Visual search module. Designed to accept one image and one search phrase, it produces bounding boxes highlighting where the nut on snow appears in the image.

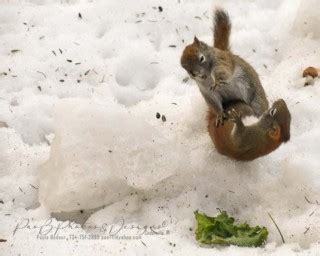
[302,67,318,78]
[303,67,319,86]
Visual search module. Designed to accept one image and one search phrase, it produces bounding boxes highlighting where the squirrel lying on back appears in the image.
[181,8,291,161]
[207,99,291,161]
[181,9,269,126]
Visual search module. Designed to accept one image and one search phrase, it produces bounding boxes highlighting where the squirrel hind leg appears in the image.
[228,109,244,128]
[215,111,229,128]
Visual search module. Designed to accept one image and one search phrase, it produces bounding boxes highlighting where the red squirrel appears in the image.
[181,9,268,127]
[207,99,291,161]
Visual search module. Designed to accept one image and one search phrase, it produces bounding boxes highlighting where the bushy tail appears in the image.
[213,8,231,51]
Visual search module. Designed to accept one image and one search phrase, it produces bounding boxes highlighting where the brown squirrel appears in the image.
[181,9,268,126]
[207,99,291,161]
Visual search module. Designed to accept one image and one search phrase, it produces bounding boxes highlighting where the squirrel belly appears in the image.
[197,63,262,114]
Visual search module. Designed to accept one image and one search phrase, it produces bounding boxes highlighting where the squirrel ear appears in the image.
[194,36,200,45]
[268,126,281,141]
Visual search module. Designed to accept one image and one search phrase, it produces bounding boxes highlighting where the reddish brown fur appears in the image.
[214,9,231,51]
[207,108,238,158]
[207,104,285,161]
[180,42,199,67]
[208,8,289,160]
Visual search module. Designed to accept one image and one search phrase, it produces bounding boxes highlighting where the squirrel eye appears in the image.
[269,108,277,117]
[199,55,205,64]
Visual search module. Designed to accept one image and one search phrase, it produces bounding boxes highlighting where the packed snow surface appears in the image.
[1,0,320,255]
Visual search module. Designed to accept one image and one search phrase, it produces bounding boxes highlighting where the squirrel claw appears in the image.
[228,108,242,124]
[216,111,228,128]
[215,117,221,127]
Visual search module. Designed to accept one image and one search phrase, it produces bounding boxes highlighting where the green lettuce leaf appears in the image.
[195,211,268,247]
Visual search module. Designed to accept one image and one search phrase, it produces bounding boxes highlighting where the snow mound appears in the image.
[39,98,184,212]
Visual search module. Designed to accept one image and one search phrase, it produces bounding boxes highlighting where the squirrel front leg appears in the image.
[211,67,231,88]
[206,86,226,127]
[210,68,232,127]
[205,94,226,127]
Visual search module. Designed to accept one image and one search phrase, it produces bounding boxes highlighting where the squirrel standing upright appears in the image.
[181,9,269,126]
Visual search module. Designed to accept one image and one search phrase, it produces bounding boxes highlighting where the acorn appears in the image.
[302,67,319,86]
[303,67,318,78]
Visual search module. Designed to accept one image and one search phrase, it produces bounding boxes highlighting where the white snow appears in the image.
[1,0,320,255]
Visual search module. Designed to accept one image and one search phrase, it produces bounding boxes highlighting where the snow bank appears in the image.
[0,128,48,209]
[39,98,185,212]
[1,0,320,255]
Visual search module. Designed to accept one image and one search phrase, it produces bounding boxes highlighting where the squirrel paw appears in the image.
[228,108,243,125]
[215,111,228,128]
